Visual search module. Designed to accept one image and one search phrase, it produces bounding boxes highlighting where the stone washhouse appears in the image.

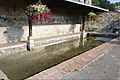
[0,0,108,52]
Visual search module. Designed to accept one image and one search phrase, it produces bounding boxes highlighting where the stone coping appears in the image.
[34,33,80,48]
[26,37,120,80]
[0,33,80,55]
[0,43,27,55]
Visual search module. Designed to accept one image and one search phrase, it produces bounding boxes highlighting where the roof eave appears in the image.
[65,0,109,12]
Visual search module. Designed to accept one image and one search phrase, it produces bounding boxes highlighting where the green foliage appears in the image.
[92,0,100,6]
[110,3,116,11]
[92,0,116,11]
[115,2,120,8]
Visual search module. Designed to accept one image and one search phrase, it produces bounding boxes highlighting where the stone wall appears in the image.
[0,4,120,44]
[85,12,119,32]
[0,24,81,43]
[0,43,27,55]
[0,7,27,26]
[0,5,81,26]
[0,33,80,54]
[0,4,82,44]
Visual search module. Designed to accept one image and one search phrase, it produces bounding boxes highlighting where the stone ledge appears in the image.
[0,43,27,55]
[34,34,80,48]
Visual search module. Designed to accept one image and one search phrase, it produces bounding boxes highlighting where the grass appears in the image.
[0,36,103,80]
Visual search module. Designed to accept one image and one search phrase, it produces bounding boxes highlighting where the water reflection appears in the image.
[0,36,105,79]
[45,36,103,55]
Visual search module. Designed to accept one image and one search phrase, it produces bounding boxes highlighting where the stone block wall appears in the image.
[0,24,80,43]
[0,4,119,44]
[0,26,26,43]
[85,12,119,32]
[32,24,80,38]
[0,6,28,26]
[0,5,81,44]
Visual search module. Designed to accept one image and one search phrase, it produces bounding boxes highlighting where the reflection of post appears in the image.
[27,19,34,50]
[80,16,86,46]
[81,30,86,46]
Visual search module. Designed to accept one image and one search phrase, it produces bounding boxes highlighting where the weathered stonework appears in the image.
[0,6,81,26]
[34,33,80,48]
[0,5,81,44]
[85,12,119,32]
[0,34,80,54]
[0,24,80,44]
[0,4,119,44]
[0,43,27,55]
[0,7,28,26]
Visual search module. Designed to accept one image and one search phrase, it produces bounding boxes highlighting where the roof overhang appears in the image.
[42,0,109,15]
[65,0,109,12]
[0,0,109,14]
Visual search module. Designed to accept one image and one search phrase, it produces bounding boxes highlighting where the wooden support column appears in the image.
[82,16,85,30]
[27,19,34,50]
[80,16,86,46]
[29,19,32,36]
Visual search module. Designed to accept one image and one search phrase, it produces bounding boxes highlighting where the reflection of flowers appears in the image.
[25,3,51,24]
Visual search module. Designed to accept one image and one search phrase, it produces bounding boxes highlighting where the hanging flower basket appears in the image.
[88,12,96,17]
[25,3,51,23]
[88,12,96,21]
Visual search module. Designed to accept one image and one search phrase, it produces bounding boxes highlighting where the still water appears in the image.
[0,36,105,79]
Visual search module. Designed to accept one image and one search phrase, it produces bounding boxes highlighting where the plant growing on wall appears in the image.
[25,0,51,36]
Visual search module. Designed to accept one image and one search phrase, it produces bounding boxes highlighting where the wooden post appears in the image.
[29,19,32,36]
[27,19,34,50]
[80,16,86,46]
[82,16,85,30]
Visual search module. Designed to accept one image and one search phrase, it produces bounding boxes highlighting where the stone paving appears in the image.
[26,37,120,79]
[63,42,120,80]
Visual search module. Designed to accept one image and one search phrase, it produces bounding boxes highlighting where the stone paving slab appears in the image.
[26,37,120,79]
[63,44,120,79]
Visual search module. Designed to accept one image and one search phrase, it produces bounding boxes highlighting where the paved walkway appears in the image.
[63,43,120,79]
[26,37,120,79]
